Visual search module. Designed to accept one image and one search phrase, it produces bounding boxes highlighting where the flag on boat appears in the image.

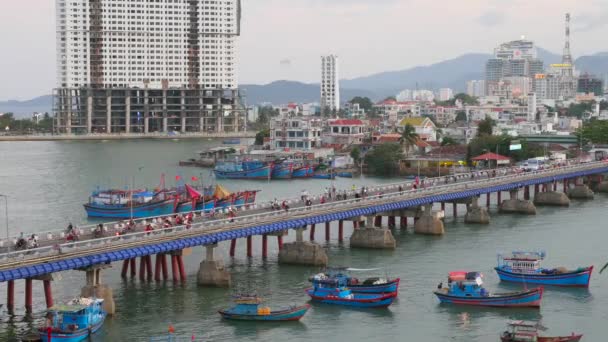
[213,184,231,199]
[175,175,181,181]
[191,176,199,182]
[185,184,202,200]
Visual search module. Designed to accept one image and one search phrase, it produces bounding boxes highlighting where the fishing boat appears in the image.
[38,297,106,342]
[271,162,294,179]
[84,190,176,219]
[312,171,336,180]
[337,171,353,178]
[434,271,543,308]
[292,165,314,178]
[218,295,310,321]
[214,160,272,180]
[222,138,241,144]
[500,321,583,342]
[179,146,238,168]
[495,251,593,287]
[310,268,400,294]
[306,274,397,308]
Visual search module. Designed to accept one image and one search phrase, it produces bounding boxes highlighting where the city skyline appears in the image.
[1,0,607,100]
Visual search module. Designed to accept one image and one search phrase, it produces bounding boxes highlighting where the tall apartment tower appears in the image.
[321,55,340,113]
[54,0,244,134]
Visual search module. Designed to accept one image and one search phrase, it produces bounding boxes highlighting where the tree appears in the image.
[578,120,608,144]
[349,96,373,112]
[364,143,403,176]
[477,116,495,137]
[441,137,458,146]
[455,111,467,122]
[435,93,478,107]
[350,146,361,165]
[382,96,397,102]
[399,124,419,156]
[254,128,269,145]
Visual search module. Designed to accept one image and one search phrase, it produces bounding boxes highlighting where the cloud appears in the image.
[573,11,608,32]
[280,59,292,66]
[476,10,506,27]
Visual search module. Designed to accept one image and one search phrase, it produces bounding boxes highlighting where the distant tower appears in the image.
[562,13,573,76]
[320,55,340,112]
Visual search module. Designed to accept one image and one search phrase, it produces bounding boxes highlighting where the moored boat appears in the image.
[495,251,593,287]
[312,172,336,179]
[292,165,313,178]
[214,160,272,179]
[84,193,176,219]
[218,295,310,321]
[39,297,106,342]
[310,268,400,294]
[500,320,583,342]
[337,171,353,178]
[434,271,543,308]
[306,274,397,308]
[271,162,294,179]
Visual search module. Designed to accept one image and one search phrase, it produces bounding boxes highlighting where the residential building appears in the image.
[438,88,454,101]
[54,0,244,134]
[396,89,413,101]
[485,39,544,93]
[577,75,604,96]
[503,76,532,98]
[343,102,366,118]
[527,93,537,122]
[323,119,366,146]
[321,55,340,112]
[373,100,422,132]
[412,90,435,102]
[269,116,323,150]
[396,117,438,142]
[466,80,486,98]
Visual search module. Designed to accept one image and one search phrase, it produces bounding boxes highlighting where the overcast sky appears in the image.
[0,0,607,100]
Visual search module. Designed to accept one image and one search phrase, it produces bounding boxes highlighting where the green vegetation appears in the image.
[455,110,467,122]
[0,112,54,133]
[254,128,270,145]
[578,119,608,144]
[349,96,373,112]
[435,93,479,106]
[382,96,397,102]
[364,143,403,176]
[253,106,279,130]
[467,134,545,163]
[566,102,594,118]
[350,146,361,165]
[477,116,495,137]
[399,124,419,156]
[440,137,458,146]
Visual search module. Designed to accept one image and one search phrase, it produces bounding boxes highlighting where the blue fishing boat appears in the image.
[222,138,241,144]
[271,162,294,179]
[214,160,272,179]
[218,295,310,321]
[84,191,176,219]
[310,268,400,294]
[337,172,353,178]
[312,172,336,180]
[495,251,593,287]
[434,271,543,308]
[38,298,106,342]
[306,274,397,308]
[292,165,312,178]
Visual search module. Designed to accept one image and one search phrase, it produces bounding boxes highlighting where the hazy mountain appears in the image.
[576,52,608,77]
[0,95,53,118]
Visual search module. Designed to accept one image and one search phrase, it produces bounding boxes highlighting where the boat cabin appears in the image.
[497,251,545,274]
[445,271,489,297]
[47,298,104,331]
[311,274,354,299]
[228,296,272,315]
[503,320,540,341]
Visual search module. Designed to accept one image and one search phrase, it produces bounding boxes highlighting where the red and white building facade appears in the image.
[322,119,366,147]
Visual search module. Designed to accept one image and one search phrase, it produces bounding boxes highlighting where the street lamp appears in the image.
[0,194,9,252]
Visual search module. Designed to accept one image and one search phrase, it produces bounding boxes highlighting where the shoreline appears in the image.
[0,132,255,142]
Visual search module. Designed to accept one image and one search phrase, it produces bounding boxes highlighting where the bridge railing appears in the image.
[0,160,604,265]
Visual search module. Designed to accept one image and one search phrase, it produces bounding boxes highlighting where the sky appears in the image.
[0,0,607,100]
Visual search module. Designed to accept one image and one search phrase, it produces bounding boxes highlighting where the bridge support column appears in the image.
[597,180,608,193]
[499,189,536,215]
[25,278,33,314]
[400,217,407,229]
[568,181,594,199]
[277,235,283,250]
[464,196,490,224]
[534,184,570,206]
[564,179,569,193]
[177,255,186,282]
[325,222,331,241]
[130,258,137,278]
[7,280,14,314]
[171,255,179,282]
[441,202,445,211]
[553,181,557,191]
[247,236,253,257]
[279,228,328,266]
[388,216,396,228]
[352,220,359,229]
[80,265,115,315]
[350,224,396,249]
[365,215,374,228]
[262,235,268,258]
[309,224,316,241]
[145,256,153,281]
[154,254,162,281]
[139,257,146,281]
[486,193,491,208]
[534,184,539,196]
[161,254,168,280]
[338,220,344,242]
[197,244,231,287]
[121,259,129,278]
[415,204,445,235]
[524,186,530,200]
[374,216,382,227]
[43,280,53,309]
[229,239,236,257]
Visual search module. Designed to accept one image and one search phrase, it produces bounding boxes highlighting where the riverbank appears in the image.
[0,131,255,142]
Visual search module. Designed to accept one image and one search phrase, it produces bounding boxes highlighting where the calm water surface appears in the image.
[0,140,606,341]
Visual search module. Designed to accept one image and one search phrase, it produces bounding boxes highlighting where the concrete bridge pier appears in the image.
[197,244,231,287]
[400,216,408,229]
[533,182,570,206]
[568,178,594,199]
[6,280,14,314]
[309,224,316,241]
[597,180,608,193]
[338,220,344,242]
[414,204,445,235]
[499,189,536,215]
[350,214,396,249]
[464,196,490,224]
[154,253,169,281]
[278,227,328,266]
[80,264,115,315]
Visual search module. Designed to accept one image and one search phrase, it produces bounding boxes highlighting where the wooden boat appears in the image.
[292,165,313,178]
[337,172,353,178]
[271,162,294,179]
[218,295,309,321]
[84,194,176,219]
[434,271,543,308]
[500,320,583,342]
[312,172,336,179]
[310,268,400,294]
[306,274,397,308]
[179,146,238,168]
[495,251,593,287]
[38,298,106,342]
[214,160,272,179]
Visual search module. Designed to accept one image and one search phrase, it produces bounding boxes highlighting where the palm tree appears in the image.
[399,124,419,157]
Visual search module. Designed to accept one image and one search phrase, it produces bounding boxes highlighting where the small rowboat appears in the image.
[218,295,309,321]
[496,251,593,287]
[500,320,583,342]
[434,271,543,308]
[306,274,397,308]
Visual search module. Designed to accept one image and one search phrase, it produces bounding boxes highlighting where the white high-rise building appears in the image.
[466,80,486,97]
[438,88,454,101]
[321,55,340,112]
[54,0,244,134]
[527,93,537,122]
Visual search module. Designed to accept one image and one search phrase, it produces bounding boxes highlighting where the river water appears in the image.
[0,140,606,341]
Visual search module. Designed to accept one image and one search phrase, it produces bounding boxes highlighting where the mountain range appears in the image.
[2,49,607,116]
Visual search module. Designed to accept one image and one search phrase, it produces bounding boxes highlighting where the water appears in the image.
[0,140,607,341]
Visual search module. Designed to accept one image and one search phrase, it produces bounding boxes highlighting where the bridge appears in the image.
[1,161,607,315]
